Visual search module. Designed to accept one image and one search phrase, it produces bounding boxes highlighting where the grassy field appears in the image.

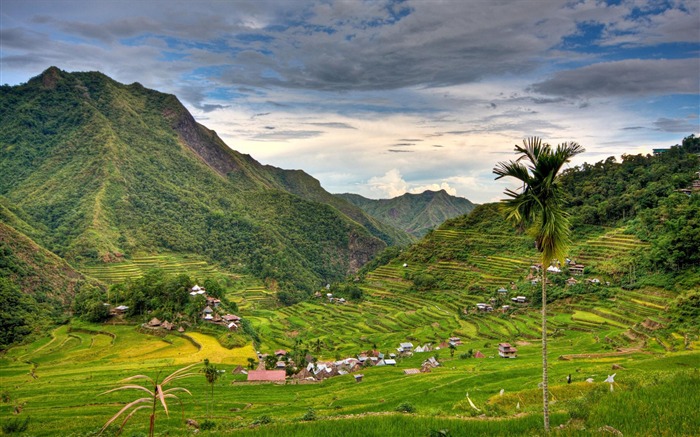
[1,316,698,436]
[3,223,697,435]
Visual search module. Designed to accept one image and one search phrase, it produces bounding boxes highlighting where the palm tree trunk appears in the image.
[541,268,550,432]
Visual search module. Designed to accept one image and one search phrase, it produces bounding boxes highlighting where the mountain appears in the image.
[360,135,700,297]
[336,189,476,237]
[0,67,411,299]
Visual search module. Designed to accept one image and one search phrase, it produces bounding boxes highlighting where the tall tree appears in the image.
[493,137,584,432]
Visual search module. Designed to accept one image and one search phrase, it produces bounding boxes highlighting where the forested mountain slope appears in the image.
[357,136,699,333]
[0,67,410,299]
[337,189,475,237]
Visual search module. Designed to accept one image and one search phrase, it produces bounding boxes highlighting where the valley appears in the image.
[0,70,698,436]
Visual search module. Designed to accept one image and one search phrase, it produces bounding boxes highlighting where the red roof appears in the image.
[247,370,286,382]
[474,350,485,358]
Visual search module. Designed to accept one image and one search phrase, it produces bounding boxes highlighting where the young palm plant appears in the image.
[493,137,584,432]
[201,358,221,419]
[98,363,198,436]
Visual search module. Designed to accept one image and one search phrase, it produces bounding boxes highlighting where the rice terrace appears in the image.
[1,1,700,435]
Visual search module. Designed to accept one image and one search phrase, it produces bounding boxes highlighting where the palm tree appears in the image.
[493,137,583,432]
[201,358,221,419]
[99,363,198,436]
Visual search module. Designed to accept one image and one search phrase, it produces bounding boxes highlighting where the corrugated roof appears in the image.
[247,370,286,382]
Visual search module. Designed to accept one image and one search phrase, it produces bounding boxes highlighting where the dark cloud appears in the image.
[653,117,699,133]
[530,59,700,98]
[199,103,228,112]
[387,149,414,153]
[252,129,323,141]
[306,122,356,129]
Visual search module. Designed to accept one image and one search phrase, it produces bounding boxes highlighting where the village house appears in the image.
[189,285,206,296]
[112,305,129,315]
[206,296,221,307]
[569,264,585,275]
[476,303,494,312]
[147,317,161,327]
[423,356,440,368]
[566,277,579,286]
[547,265,562,274]
[247,370,286,383]
[397,342,414,354]
[498,343,518,358]
[497,287,508,294]
[511,296,527,304]
[448,337,462,346]
[502,305,510,312]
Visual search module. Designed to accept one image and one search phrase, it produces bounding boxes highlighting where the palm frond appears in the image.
[161,363,199,385]
[120,375,154,384]
[99,385,154,397]
[118,405,151,435]
[163,387,192,396]
[98,397,151,435]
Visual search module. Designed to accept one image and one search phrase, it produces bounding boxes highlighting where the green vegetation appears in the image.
[337,189,475,238]
[99,363,198,436]
[0,67,699,435]
[494,137,584,431]
[0,67,409,303]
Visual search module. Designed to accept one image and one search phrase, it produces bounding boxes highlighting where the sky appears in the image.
[1,0,699,203]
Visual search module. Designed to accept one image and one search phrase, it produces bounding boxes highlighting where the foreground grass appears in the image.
[1,319,698,436]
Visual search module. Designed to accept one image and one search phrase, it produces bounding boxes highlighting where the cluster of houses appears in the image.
[312,290,348,304]
[242,335,520,384]
[194,285,242,330]
[140,284,242,332]
[475,293,527,314]
[246,341,445,383]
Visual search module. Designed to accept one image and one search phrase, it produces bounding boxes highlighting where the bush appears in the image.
[301,408,316,421]
[1,416,30,434]
[252,415,273,425]
[200,419,216,430]
[396,401,416,413]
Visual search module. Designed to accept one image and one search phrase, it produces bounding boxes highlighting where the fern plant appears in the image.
[98,363,198,436]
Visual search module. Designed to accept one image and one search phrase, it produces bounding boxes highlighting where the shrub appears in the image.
[252,415,273,425]
[396,402,416,413]
[301,408,317,421]
[1,416,30,434]
[200,419,216,431]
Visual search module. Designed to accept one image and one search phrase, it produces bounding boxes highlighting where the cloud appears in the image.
[306,122,356,129]
[531,59,700,98]
[653,116,699,133]
[367,169,408,198]
[409,182,457,196]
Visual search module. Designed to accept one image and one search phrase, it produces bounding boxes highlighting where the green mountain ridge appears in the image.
[336,189,476,237]
[0,67,410,299]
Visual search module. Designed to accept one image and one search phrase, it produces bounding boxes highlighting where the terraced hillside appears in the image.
[80,254,228,283]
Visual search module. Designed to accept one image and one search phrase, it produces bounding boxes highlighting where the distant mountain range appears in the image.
[336,190,476,237]
[0,67,412,299]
